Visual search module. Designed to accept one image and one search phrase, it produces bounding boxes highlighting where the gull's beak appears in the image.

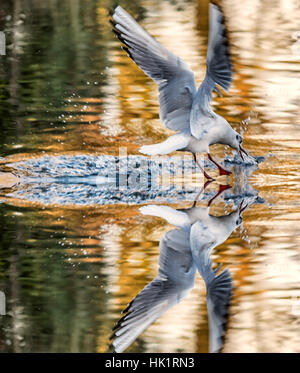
[239,199,248,214]
[239,145,248,160]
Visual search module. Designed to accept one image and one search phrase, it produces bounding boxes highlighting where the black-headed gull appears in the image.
[110,224,232,353]
[111,4,248,179]
[110,188,248,352]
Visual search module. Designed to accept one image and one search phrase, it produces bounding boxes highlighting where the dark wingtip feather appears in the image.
[122,46,134,59]
[110,299,135,339]
[112,309,133,333]
[109,331,116,341]
[108,342,116,352]
[112,28,132,50]
[110,20,133,51]
[109,3,120,16]
[112,28,120,37]
[122,300,133,314]
[109,19,116,27]
[112,322,121,332]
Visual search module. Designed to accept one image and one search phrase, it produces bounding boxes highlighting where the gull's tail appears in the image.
[139,131,190,156]
[139,143,168,156]
[139,205,191,228]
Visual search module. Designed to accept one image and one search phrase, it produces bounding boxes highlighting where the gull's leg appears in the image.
[207,153,231,176]
[192,179,214,207]
[208,184,231,207]
[193,153,214,180]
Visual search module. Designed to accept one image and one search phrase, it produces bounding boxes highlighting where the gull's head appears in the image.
[219,209,243,235]
[227,130,248,161]
[235,214,243,227]
[234,199,248,228]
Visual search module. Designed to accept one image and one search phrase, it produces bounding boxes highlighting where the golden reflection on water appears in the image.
[0,0,300,353]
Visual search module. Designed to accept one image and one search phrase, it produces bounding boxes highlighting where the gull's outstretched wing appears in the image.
[190,3,232,139]
[139,205,191,229]
[110,228,196,353]
[112,6,197,132]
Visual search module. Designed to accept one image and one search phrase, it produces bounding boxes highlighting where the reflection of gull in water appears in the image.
[110,188,249,353]
[111,4,249,180]
[110,226,232,353]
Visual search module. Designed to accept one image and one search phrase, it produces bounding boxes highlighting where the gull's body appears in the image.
[111,4,248,178]
[140,113,236,158]
[140,201,242,256]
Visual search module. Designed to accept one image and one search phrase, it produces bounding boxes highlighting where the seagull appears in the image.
[110,187,239,353]
[111,4,249,180]
[110,227,232,354]
[137,190,245,352]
